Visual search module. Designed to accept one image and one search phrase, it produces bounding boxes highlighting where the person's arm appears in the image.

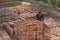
[41,15,44,22]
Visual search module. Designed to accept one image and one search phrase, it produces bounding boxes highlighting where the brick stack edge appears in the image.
[44,24,51,40]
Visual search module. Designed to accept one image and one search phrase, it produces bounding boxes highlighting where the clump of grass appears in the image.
[57,2,60,8]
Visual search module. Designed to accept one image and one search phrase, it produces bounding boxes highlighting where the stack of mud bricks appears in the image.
[18,19,43,40]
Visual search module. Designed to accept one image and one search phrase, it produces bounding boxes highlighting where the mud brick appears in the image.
[29,38,36,40]
[29,36,36,40]
[19,25,28,32]
[37,35,43,40]
[37,37,43,40]
[21,36,30,40]
[37,24,43,31]
[37,30,43,34]
[23,32,30,37]
[37,31,43,40]
[29,31,36,36]
[29,25,37,31]
[21,31,36,40]
[37,26,43,31]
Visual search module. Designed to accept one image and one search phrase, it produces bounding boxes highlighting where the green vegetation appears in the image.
[57,2,60,7]
[0,0,60,8]
[42,0,48,3]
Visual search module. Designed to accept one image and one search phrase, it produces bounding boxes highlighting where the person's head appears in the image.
[38,12,43,17]
[39,12,41,13]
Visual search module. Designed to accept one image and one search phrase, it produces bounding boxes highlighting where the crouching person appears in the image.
[35,12,44,22]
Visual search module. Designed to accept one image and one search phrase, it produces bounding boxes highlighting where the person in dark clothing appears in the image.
[36,12,44,22]
[35,12,44,40]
